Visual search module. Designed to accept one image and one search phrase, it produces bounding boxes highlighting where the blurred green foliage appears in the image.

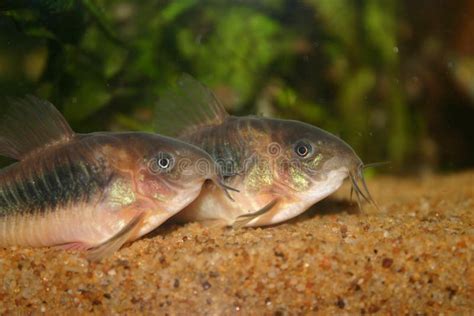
[1,0,473,172]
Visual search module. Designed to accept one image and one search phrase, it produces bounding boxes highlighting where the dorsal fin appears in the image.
[155,74,229,138]
[0,95,75,160]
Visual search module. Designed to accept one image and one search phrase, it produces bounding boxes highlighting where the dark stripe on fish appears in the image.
[0,159,110,217]
[186,120,243,178]
[184,117,267,178]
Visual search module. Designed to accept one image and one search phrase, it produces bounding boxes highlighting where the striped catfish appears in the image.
[156,75,377,227]
[0,96,232,260]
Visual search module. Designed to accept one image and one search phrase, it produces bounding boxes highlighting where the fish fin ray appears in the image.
[0,95,75,160]
[87,212,146,262]
[155,74,229,138]
[233,199,279,229]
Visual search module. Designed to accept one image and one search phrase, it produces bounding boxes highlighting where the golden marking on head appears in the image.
[307,153,323,170]
[245,161,274,192]
[108,179,136,207]
[289,166,310,192]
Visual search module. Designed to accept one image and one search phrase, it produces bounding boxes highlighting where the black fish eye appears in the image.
[158,158,171,169]
[156,153,174,171]
[295,141,312,158]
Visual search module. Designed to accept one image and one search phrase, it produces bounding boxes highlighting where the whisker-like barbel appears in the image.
[349,165,380,212]
[215,178,240,202]
[363,161,391,169]
[352,170,371,203]
[350,172,363,211]
[359,167,380,211]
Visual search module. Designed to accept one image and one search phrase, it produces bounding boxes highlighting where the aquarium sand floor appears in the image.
[0,171,473,314]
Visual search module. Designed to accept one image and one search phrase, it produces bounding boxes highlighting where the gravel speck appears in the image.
[382,258,394,268]
[202,281,211,291]
[336,298,345,309]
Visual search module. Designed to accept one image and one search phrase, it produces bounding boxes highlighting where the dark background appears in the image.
[1,0,473,173]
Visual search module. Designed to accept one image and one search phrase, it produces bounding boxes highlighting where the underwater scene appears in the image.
[0,1,473,314]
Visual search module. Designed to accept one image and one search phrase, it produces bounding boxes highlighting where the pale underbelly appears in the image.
[174,168,349,227]
[0,203,128,248]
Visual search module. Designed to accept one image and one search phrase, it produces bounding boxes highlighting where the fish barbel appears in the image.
[0,96,229,260]
[155,75,377,227]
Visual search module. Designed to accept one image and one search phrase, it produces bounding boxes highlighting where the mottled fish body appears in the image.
[156,75,376,227]
[0,96,227,259]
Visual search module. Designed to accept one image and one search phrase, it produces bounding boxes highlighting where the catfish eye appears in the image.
[158,157,171,169]
[295,141,312,158]
[155,153,175,171]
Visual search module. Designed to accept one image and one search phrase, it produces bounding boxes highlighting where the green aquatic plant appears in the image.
[0,0,473,171]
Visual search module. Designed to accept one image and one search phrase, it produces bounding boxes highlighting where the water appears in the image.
[0,1,473,172]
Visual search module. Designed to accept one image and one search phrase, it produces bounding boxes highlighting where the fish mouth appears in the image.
[349,163,379,211]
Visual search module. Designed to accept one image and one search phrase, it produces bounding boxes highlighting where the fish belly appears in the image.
[175,183,274,226]
[0,203,125,248]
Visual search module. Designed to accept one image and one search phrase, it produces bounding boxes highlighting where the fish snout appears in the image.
[332,138,363,174]
[317,139,361,176]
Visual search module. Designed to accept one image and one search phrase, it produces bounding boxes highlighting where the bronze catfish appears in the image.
[156,75,376,227]
[0,96,231,260]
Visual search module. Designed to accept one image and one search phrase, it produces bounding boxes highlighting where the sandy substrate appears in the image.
[0,171,473,314]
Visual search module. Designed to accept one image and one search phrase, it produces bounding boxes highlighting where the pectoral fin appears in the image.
[87,212,146,262]
[233,199,279,229]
